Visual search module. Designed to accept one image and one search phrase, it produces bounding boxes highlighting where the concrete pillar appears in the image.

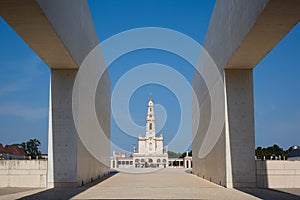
[48,69,78,187]
[48,69,110,187]
[224,69,256,187]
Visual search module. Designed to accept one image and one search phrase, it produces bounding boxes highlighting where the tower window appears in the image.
[150,108,152,112]
[149,123,152,130]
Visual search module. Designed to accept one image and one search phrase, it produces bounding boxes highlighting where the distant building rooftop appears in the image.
[288,146,300,158]
[113,151,127,158]
[0,143,26,157]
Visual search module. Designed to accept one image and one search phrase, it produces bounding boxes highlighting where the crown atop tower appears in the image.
[148,97,153,106]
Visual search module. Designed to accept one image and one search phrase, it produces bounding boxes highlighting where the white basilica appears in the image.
[132,97,168,168]
[110,97,172,168]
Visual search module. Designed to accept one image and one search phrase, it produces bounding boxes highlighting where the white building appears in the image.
[288,146,300,161]
[110,97,194,169]
[110,151,133,169]
[132,97,168,168]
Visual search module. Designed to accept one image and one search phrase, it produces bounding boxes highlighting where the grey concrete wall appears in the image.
[40,0,110,187]
[77,140,109,185]
[0,160,47,188]
[78,69,111,185]
[203,0,300,70]
[192,70,228,187]
[226,0,300,69]
[256,160,300,188]
[0,0,76,69]
[192,69,255,188]
[192,129,227,187]
[36,0,99,67]
[192,0,300,188]
[0,0,99,69]
[225,69,256,187]
[192,0,268,188]
[203,0,269,71]
[48,70,78,187]
[48,69,110,187]
[1,0,111,187]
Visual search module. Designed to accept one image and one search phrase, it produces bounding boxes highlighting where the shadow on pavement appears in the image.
[0,188,37,196]
[238,188,300,200]
[17,171,118,200]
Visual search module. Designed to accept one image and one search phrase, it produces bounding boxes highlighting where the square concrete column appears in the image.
[47,69,78,187]
[48,69,110,187]
[224,69,256,187]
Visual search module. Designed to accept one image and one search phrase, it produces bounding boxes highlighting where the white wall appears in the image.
[48,70,78,187]
[224,69,256,187]
[192,0,269,188]
[48,69,111,187]
[256,160,300,188]
[0,160,47,188]
[36,0,99,67]
[192,0,300,188]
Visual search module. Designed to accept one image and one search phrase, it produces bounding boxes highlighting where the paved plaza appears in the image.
[0,168,299,199]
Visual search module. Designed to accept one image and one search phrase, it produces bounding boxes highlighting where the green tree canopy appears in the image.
[255,144,290,160]
[179,150,192,158]
[13,139,41,158]
[168,150,192,158]
[168,151,181,158]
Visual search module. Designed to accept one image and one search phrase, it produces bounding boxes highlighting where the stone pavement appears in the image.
[0,168,300,199]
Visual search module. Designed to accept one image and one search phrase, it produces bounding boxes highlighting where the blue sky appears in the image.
[0,0,299,153]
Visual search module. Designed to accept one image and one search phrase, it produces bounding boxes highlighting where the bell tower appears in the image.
[146,97,155,138]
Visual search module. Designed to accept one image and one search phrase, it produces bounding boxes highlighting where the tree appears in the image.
[179,150,192,158]
[168,151,181,158]
[26,139,41,157]
[255,144,291,160]
[168,150,192,158]
[13,139,41,158]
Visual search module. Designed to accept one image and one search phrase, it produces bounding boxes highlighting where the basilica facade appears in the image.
[110,97,169,168]
[132,97,168,168]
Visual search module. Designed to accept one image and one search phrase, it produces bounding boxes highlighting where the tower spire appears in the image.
[146,97,155,138]
[149,92,152,102]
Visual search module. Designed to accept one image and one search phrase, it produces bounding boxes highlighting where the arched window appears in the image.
[149,159,153,163]
[149,142,153,151]
[149,123,152,130]
[135,159,140,163]
[141,159,145,163]
[162,159,167,163]
[157,159,161,163]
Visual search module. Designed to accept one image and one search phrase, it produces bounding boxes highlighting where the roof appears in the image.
[288,148,300,158]
[114,152,126,155]
[0,144,4,152]
[0,144,26,156]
